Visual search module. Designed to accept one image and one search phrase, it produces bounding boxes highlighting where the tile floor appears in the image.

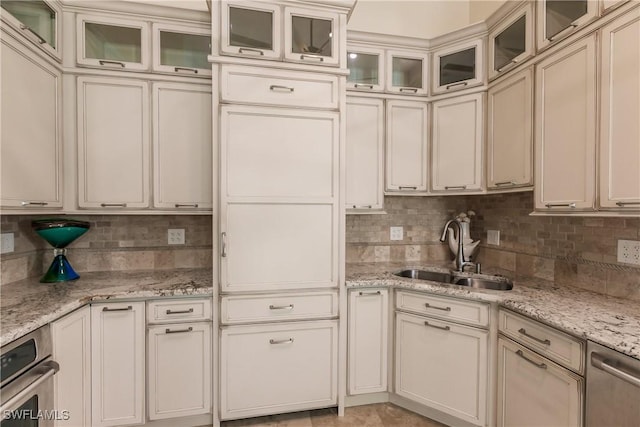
[220,403,447,427]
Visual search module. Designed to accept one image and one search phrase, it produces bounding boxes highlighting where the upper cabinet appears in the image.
[536,0,598,51]
[488,3,534,80]
[0,0,61,61]
[76,14,150,71]
[221,0,281,59]
[432,39,484,94]
[346,45,385,91]
[387,50,429,95]
[284,7,340,66]
[152,23,211,77]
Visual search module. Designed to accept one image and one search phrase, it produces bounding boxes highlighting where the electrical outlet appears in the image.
[0,233,14,254]
[390,226,403,241]
[168,229,185,245]
[617,239,640,265]
[487,230,500,246]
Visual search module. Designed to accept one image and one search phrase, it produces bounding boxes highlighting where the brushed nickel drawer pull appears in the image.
[166,308,194,315]
[239,47,264,56]
[221,232,227,258]
[425,302,451,312]
[445,185,467,190]
[165,327,193,334]
[300,54,324,62]
[354,84,373,89]
[545,203,576,208]
[175,203,199,208]
[269,85,294,93]
[352,205,372,209]
[495,181,516,187]
[616,202,640,207]
[99,60,125,68]
[21,201,48,206]
[103,306,132,312]
[174,67,198,74]
[497,59,518,73]
[359,291,381,296]
[516,349,547,369]
[399,87,418,93]
[269,338,294,345]
[398,186,417,190]
[446,81,468,90]
[100,203,127,207]
[518,328,551,345]
[269,304,294,310]
[424,321,450,331]
[548,24,578,42]
[20,25,46,44]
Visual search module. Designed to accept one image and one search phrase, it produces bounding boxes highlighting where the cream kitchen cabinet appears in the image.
[52,306,91,427]
[535,35,597,212]
[395,310,488,426]
[385,100,429,193]
[598,8,640,211]
[220,0,281,60]
[1,30,62,210]
[284,7,340,66]
[487,67,533,191]
[346,45,385,92]
[346,97,384,210]
[386,49,429,95]
[220,320,338,420]
[152,22,211,77]
[152,82,212,210]
[91,302,145,427]
[431,93,484,192]
[488,2,534,80]
[536,0,598,51]
[432,38,484,95]
[77,76,150,209]
[348,289,388,395]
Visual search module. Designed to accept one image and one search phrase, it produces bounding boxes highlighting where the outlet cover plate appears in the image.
[487,230,500,246]
[617,239,640,265]
[1,233,14,254]
[168,229,185,245]
[390,226,403,241]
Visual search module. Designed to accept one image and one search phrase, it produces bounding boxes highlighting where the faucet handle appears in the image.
[475,263,482,274]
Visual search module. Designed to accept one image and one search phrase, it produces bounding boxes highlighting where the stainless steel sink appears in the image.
[393,269,513,291]
[394,269,452,283]
[452,276,513,291]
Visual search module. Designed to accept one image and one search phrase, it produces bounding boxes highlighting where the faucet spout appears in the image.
[440,220,473,273]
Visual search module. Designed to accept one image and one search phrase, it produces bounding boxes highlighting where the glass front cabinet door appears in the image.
[346,45,385,91]
[386,50,429,95]
[536,0,597,51]
[76,14,150,70]
[433,39,484,94]
[284,7,340,66]
[221,0,281,59]
[152,23,211,76]
[0,0,61,60]
[488,3,533,79]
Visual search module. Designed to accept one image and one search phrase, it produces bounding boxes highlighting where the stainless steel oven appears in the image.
[1,325,60,427]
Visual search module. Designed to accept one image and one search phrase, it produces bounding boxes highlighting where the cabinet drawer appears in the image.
[221,292,338,324]
[220,320,338,419]
[395,290,489,327]
[220,65,338,109]
[499,309,585,374]
[147,298,211,324]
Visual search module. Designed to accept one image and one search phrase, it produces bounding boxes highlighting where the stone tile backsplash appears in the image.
[0,215,213,285]
[347,192,640,301]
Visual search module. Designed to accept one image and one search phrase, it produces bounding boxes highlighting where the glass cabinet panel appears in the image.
[85,22,142,63]
[392,57,423,88]
[347,51,383,90]
[159,31,210,70]
[439,47,476,86]
[494,15,526,71]
[1,0,56,47]
[290,15,332,57]
[228,6,273,51]
[545,0,588,40]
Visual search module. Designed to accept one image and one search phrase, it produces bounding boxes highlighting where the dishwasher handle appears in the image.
[591,352,640,388]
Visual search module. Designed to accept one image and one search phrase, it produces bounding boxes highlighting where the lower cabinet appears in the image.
[395,311,488,426]
[497,336,584,427]
[220,320,338,420]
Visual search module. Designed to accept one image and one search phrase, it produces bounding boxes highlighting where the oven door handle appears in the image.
[0,360,59,415]
[591,352,640,388]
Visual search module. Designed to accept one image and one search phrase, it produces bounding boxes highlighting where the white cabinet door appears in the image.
[147,322,211,420]
[536,0,598,51]
[497,337,583,427]
[91,302,145,427]
[220,0,281,60]
[151,22,212,77]
[152,82,212,210]
[488,3,534,79]
[346,97,384,210]
[284,7,340,66]
[346,45,385,92]
[395,312,488,426]
[385,100,429,192]
[386,50,429,95]
[52,306,91,427]
[77,76,150,209]
[432,39,484,94]
[348,289,388,395]
[1,35,62,208]
[220,320,338,420]
[535,36,596,211]
[487,67,533,190]
[599,8,640,210]
[431,93,484,192]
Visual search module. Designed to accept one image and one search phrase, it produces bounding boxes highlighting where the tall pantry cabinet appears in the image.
[211,0,353,422]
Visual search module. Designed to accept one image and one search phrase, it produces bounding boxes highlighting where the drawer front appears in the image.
[147,298,211,324]
[395,290,489,327]
[220,65,339,109]
[221,292,338,324]
[220,320,338,419]
[499,309,585,374]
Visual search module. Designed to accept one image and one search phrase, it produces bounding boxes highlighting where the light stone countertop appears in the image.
[347,262,640,361]
[0,268,213,347]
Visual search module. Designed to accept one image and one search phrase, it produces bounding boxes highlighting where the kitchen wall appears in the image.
[347,192,640,301]
[0,215,213,285]
[468,0,506,23]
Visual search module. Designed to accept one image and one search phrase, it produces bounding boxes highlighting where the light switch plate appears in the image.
[390,226,403,241]
[1,233,15,254]
[487,230,500,246]
[168,229,185,245]
[617,240,640,265]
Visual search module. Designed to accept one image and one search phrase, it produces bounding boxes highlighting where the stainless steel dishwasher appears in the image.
[586,341,640,427]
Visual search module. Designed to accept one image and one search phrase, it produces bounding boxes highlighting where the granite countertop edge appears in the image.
[0,268,213,347]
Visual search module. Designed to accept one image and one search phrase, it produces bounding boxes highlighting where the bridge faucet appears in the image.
[440,220,476,273]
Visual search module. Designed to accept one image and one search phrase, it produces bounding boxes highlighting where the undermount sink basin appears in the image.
[393,269,513,291]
